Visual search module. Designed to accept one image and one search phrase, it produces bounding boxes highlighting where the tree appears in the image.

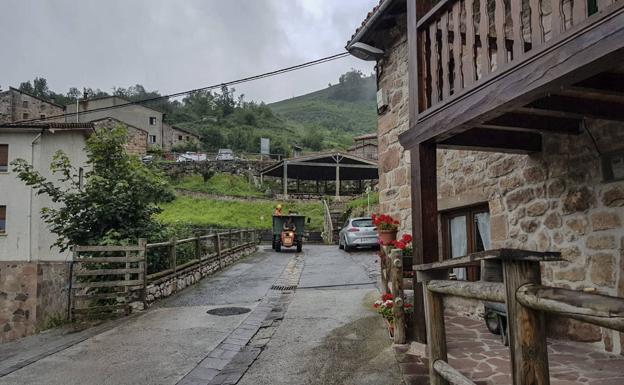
[301,127,323,151]
[11,125,174,250]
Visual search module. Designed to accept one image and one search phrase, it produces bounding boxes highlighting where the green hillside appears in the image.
[269,74,377,141]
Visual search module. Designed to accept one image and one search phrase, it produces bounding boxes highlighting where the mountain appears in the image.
[268,74,377,148]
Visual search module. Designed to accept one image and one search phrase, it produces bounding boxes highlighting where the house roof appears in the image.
[71,95,165,115]
[260,151,378,181]
[353,133,378,141]
[346,0,407,50]
[7,87,65,109]
[166,123,199,138]
[0,122,94,133]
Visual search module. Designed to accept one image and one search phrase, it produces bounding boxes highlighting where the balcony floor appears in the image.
[396,315,624,385]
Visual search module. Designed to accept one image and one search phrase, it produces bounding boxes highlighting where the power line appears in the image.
[21,52,351,123]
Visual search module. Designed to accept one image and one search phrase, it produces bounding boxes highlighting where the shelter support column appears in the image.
[410,142,438,344]
[335,165,340,199]
[283,161,288,197]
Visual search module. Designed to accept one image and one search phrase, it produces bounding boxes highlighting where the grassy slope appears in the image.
[158,197,324,231]
[174,174,265,198]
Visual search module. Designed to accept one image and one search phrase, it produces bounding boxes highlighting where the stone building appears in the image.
[91,117,148,156]
[65,96,166,149]
[0,87,65,123]
[162,123,200,152]
[348,0,624,353]
[0,123,92,342]
[348,133,378,160]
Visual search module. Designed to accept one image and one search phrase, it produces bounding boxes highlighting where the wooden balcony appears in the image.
[402,0,624,152]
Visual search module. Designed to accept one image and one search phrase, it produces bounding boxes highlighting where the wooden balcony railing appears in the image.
[417,0,619,113]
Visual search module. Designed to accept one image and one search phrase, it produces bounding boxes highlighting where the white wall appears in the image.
[0,130,89,262]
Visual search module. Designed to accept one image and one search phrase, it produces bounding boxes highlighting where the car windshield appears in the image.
[352,219,374,228]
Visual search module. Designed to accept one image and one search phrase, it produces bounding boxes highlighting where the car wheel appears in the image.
[344,238,352,252]
[338,237,344,249]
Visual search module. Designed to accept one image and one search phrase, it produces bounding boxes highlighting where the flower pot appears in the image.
[383,318,394,339]
[378,229,398,245]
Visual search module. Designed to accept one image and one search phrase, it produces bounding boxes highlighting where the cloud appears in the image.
[1,0,378,103]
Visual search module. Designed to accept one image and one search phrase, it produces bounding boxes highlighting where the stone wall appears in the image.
[0,89,64,123]
[374,13,624,354]
[376,15,412,235]
[0,262,68,343]
[92,118,147,156]
[146,245,257,303]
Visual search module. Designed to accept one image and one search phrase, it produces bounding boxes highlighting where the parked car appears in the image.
[338,217,378,251]
[176,152,207,162]
[216,149,235,161]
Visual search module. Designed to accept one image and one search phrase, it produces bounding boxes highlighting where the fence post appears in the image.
[502,259,550,385]
[139,238,147,308]
[195,234,202,262]
[390,249,406,344]
[216,232,222,268]
[170,236,177,274]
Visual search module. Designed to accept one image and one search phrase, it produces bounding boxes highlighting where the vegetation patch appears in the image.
[173,173,265,198]
[157,196,324,231]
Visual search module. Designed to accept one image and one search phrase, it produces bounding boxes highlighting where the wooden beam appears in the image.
[556,86,624,103]
[575,71,624,92]
[529,94,624,121]
[399,5,624,148]
[410,142,439,344]
[482,112,582,134]
[438,127,542,154]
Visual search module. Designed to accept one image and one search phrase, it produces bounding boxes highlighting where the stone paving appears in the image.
[396,315,624,385]
[177,254,304,385]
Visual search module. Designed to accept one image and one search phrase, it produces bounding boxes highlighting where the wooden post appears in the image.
[502,259,550,385]
[390,249,406,344]
[216,233,222,268]
[380,247,391,294]
[228,229,233,250]
[422,271,449,385]
[170,236,177,274]
[139,238,147,308]
[283,161,288,197]
[410,142,439,343]
[195,234,202,261]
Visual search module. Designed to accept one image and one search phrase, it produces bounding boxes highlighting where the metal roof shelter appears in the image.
[260,151,378,198]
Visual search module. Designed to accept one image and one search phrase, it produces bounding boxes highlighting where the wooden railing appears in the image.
[322,199,334,244]
[69,229,259,319]
[416,0,620,113]
[145,229,258,282]
[415,248,624,385]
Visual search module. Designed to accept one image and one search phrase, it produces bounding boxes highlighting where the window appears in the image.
[0,206,5,234]
[149,117,157,125]
[22,113,29,120]
[441,205,490,281]
[0,144,7,172]
[22,100,28,108]
[40,114,46,119]
[178,135,183,141]
[148,135,157,144]
[602,151,624,182]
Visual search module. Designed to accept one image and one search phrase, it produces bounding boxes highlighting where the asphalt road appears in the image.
[0,245,401,385]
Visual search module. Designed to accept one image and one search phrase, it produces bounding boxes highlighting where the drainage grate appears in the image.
[207,307,251,316]
[270,284,297,291]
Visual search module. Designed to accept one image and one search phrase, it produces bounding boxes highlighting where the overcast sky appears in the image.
[1,0,378,104]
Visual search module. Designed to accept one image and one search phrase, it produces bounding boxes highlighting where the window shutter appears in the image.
[0,145,8,171]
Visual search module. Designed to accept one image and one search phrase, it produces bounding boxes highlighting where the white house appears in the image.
[0,122,91,343]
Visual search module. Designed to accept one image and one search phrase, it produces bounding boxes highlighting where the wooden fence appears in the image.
[414,248,624,385]
[68,229,259,320]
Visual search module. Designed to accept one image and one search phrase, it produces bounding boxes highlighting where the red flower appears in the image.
[371,214,377,221]
[382,293,393,301]
[395,241,406,250]
[373,303,380,308]
[404,303,413,308]
[402,234,413,243]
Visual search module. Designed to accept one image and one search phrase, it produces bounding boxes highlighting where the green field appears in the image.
[157,196,324,231]
[174,174,265,198]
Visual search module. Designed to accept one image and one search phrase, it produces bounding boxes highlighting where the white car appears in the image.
[176,152,207,162]
[338,217,378,251]
[216,149,235,161]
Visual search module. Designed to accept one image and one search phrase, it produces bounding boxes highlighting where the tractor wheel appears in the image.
[275,241,281,252]
[272,237,276,250]
[296,241,302,253]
